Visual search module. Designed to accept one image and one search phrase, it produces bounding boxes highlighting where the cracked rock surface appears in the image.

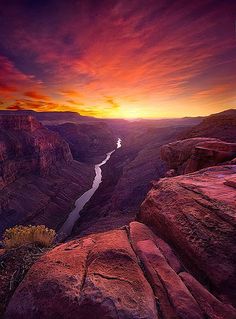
[139,164,236,308]
[5,222,236,319]
[4,165,236,319]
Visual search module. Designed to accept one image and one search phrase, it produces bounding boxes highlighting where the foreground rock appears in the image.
[5,229,157,319]
[161,137,236,175]
[138,165,236,306]
[5,222,236,318]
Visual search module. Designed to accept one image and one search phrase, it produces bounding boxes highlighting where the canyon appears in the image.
[0,109,236,318]
[0,114,115,236]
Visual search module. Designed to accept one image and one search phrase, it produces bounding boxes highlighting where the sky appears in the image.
[0,0,236,118]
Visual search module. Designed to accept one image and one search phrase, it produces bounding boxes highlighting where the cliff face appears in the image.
[161,137,236,175]
[0,115,94,236]
[47,122,116,164]
[0,115,42,131]
[0,115,73,190]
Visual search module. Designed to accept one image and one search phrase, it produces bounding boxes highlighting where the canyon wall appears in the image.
[0,115,73,190]
[48,121,116,163]
[0,115,94,236]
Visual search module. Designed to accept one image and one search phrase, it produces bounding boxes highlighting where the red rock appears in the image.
[224,176,236,189]
[130,221,182,273]
[179,272,236,319]
[0,115,94,236]
[48,122,116,163]
[134,239,203,319]
[0,115,73,190]
[161,138,236,174]
[5,229,158,319]
[0,115,42,132]
[138,165,236,306]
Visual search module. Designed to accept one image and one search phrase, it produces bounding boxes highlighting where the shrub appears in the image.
[2,225,56,249]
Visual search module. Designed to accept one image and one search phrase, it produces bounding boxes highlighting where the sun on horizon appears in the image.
[0,1,236,119]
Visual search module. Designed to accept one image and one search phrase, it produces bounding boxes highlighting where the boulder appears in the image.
[138,165,236,305]
[129,221,182,273]
[5,229,157,319]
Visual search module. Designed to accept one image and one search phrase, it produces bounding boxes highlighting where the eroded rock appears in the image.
[161,138,236,174]
[4,229,157,319]
[138,165,236,305]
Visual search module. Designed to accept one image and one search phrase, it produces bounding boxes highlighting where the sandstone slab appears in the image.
[5,229,157,319]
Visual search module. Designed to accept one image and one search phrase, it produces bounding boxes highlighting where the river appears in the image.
[57,138,122,240]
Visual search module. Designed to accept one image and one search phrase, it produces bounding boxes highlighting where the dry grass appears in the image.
[2,225,56,249]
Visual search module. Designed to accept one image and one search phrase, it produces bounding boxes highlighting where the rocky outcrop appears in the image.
[4,228,158,319]
[0,115,73,190]
[161,137,236,175]
[138,165,236,306]
[4,222,236,319]
[0,115,42,132]
[48,122,116,164]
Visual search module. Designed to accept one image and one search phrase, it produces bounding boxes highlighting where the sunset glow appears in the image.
[0,0,235,118]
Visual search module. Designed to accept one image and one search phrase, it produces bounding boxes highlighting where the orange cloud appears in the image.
[0,1,235,118]
[0,83,17,94]
[24,91,50,100]
[7,104,25,110]
[59,90,84,99]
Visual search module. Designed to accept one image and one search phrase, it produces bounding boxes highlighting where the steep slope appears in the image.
[48,122,116,163]
[183,109,236,142]
[0,115,94,236]
[0,115,72,189]
[72,125,189,237]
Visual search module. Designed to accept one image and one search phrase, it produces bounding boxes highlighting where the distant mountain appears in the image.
[182,109,236,142]
[0,110,95,124]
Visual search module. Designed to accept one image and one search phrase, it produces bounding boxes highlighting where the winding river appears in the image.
[58,138,122,240]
